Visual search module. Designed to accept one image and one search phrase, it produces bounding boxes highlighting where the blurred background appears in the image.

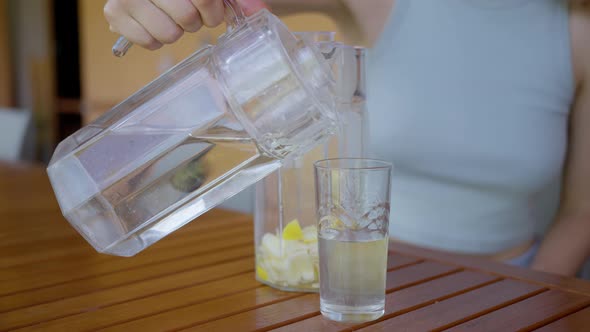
[0,0,341,211]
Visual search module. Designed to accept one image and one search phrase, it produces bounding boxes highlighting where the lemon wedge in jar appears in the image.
[282,219,303,241]
[256,265,269,281]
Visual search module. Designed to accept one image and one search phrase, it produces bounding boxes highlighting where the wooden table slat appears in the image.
[386,254,422,270]
[0,221,253,280]
[355,279,545,331]
[0,243,252,299]
[445,290,590,332]
[2,273,261,331]
[0,256,253,313]
[0,214,249,255]
[391,243,590,297]
[1,252,423,331]
[0,217,251,269]
[100,288,305,332]
[534,306,590,332]
[0,212,78,235]
[180,293,320,332]
[83,256,458,331]
[271,270,500,332]
[0,229,253,282]
[3,164,590,332]
[0,206,247,250]
[386,261,460,291]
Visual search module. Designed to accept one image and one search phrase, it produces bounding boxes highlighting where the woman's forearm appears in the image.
[531,215,590,276]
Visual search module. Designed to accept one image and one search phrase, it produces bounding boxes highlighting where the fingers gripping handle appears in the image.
[112,0,246,57]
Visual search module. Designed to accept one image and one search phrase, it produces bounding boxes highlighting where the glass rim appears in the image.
[314,158,392,170]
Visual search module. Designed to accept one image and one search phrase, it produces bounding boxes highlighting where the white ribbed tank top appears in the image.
[367,0,575,254]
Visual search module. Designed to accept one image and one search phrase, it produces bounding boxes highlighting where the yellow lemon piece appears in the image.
[256,265,269,281]
[302,225,318,243]
[282,219,303,241]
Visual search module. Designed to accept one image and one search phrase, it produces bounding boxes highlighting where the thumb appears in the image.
[237,0,270,16]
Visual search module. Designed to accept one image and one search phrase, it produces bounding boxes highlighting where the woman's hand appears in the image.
[104,0,268,50]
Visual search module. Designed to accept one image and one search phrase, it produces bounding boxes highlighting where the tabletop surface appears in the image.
[2,162,590,331]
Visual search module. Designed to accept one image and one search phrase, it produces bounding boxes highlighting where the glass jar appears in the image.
[254,36,368,292]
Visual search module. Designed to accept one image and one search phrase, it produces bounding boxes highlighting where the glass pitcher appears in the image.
[254,35,368,292]
[47,3,338,257]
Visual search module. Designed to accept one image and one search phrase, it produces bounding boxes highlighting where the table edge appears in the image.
[390,242,590,297]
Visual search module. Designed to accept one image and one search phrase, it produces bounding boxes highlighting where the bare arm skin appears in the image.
[531,3,590,276]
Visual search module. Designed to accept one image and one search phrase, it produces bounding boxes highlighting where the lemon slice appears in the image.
[256,265,269,281]
[282,219,303,241]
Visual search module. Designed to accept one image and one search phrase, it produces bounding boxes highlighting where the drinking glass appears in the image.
[314,158,392,322]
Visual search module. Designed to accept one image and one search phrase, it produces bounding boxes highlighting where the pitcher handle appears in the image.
[223,0,246,32]
[112,0,246,57]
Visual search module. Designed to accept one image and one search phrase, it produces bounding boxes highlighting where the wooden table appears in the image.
[2,163,590,331]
